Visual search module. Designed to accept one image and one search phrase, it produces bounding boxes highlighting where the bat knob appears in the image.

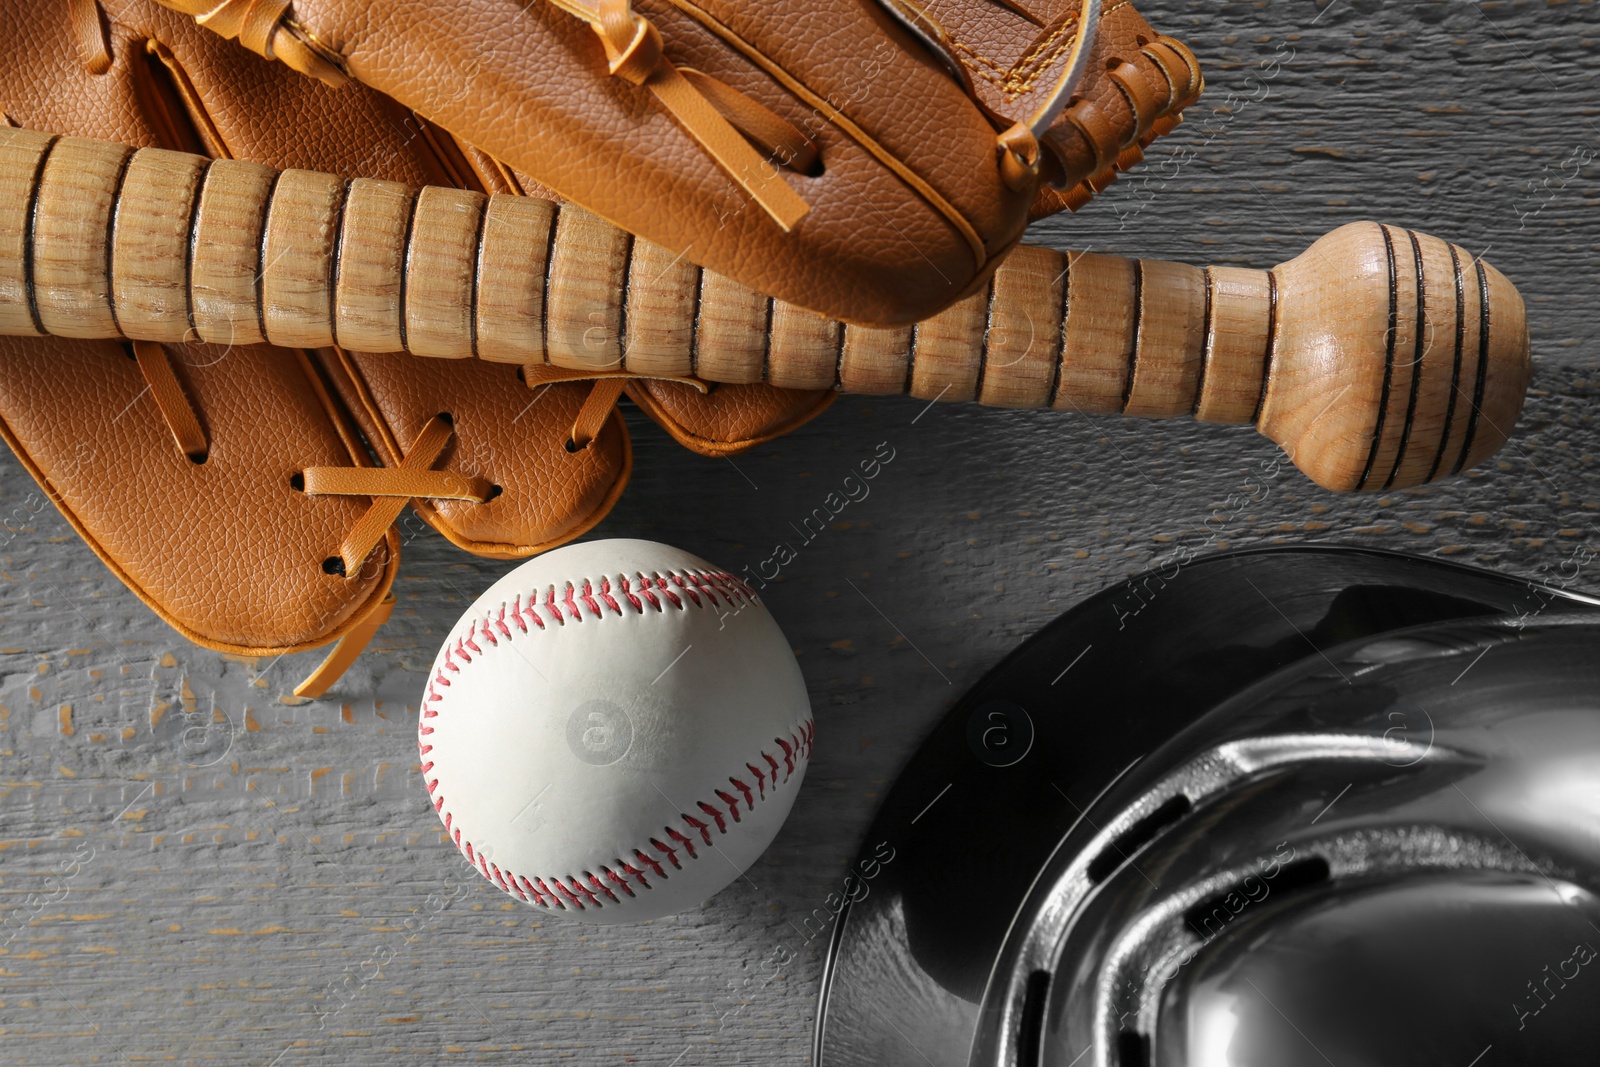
[1259,222,1531,492]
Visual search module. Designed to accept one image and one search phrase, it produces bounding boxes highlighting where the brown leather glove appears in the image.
[140,0,1199,325]
[0,0,629,692]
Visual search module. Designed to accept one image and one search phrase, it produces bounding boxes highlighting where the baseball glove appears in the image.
[138,0,1201,324]
[1,0,634,694]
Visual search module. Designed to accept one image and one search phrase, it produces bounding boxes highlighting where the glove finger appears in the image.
[625,381,834,458]
[86,0,632,561]
[0,3,399,657]
[0,335,399,656]
[146,0,1036,325]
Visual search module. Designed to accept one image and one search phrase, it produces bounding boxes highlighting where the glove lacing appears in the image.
[127,341,492,697]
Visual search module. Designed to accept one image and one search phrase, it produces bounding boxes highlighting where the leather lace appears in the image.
[521,363,711,452]
[152,0,350,87]
[995,0,1100,190]
[67,0,113,74]
[545,0,812,230]
[127,342,488,696]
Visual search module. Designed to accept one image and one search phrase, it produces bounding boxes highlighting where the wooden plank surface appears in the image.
[2,3,1598,1064]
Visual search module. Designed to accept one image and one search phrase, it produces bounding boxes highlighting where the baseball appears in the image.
[417,538,813,922]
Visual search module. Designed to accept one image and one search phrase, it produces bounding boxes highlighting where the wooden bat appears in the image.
[0,127,1530,492]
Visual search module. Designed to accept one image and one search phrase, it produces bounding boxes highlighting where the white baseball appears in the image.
[418,538,813,922]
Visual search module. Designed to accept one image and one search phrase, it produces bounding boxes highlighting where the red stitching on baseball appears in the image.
[546,877,579,910]
[638,580,662,610]
[534,877,563,909]
[602,866,635,898]
[670,573,701,608]
[633,850,664,882]
[422,569,803,913]
[668,825,701,858]
[699,800,729,832]
[729,777,754,808]
[587,872,619,904]
[569,876,601,908]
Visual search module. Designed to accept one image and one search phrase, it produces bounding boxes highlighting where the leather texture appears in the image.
[625,381,836,458]
[0,336,398,655]
[319,352,631,560]
[144,0,1196,326]
[0,0,1199,668]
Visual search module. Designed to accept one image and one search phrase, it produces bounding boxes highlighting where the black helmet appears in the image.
[816,546,1600,1067]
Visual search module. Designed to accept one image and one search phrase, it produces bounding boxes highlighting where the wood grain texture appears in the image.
[695,269,768,384]
[909,287,987,402]
[110,148,207,344]
[1194,265,1271,425]
[189,158,276,346]
[0,140,1536,492]
[404,187,485,359]
[333,178,413,355]
[979,245,1064,410]
[260,168,343,349]
[474,194,556,366]
[0,128,52,337]
[545,204,628,371]
[31,136,128,340]
[1058,251,1138,413]
[623,236,698,377]
[840,324,914,395]
[1124,258,1206,418]
[767,300,840,391]
[0,4,1597,1065]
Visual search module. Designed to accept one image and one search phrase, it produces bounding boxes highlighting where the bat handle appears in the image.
[1011,223,1531,492]
[0,129,1531,492]
[840,221,1530,492]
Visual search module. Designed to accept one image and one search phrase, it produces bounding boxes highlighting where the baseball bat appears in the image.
[0,127,1530,492]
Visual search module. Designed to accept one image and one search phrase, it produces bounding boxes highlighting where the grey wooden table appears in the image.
[3,2,1597,1064]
